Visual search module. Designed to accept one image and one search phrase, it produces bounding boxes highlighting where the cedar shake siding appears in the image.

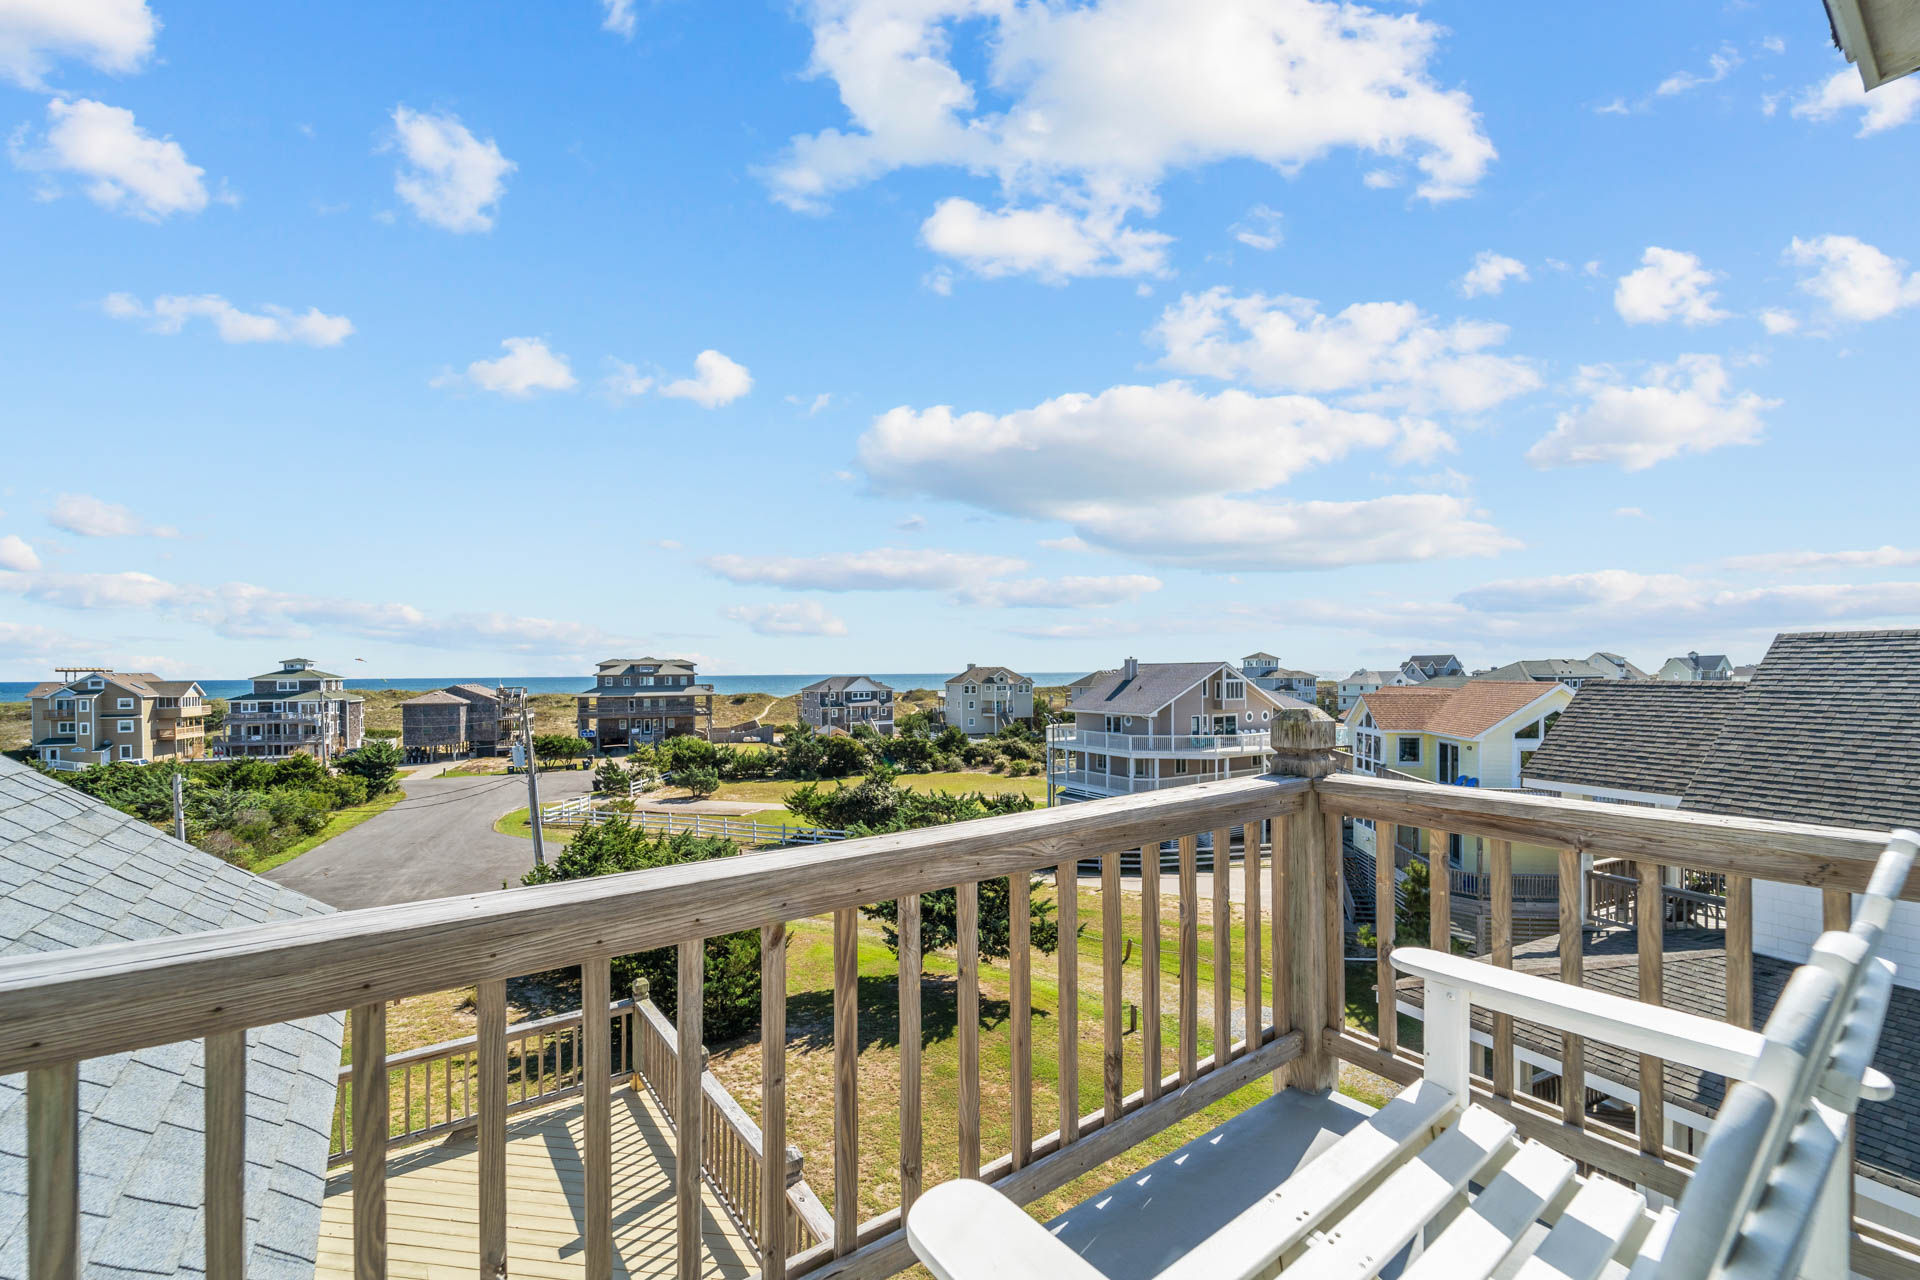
[223,658,364,761]
[575,658,714,747]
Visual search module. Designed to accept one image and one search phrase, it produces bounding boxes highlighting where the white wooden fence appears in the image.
[540,799,846,847]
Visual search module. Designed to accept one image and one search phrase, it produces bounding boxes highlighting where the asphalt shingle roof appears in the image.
[801,675,894,694]
[1478,658,1616,683]
[0,756,342,1280]
[1350,681,1561,739]
[946,665,1030,686]
[1069,662,1297,717]
[1520,682,1748,797]
[1679,629,1920,831]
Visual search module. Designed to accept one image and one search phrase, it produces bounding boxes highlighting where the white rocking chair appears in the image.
[908,830,1918,1280]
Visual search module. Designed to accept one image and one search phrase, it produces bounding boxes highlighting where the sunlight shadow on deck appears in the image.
[316,1087,757,1280]
[1046,1089,1403,1280]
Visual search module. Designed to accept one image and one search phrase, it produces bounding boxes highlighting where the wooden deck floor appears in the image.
[317,1088,759,1280]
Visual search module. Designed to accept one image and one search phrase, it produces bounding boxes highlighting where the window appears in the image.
[1398,737,1421,764]
[1223,679,1245,701]
[1174,759,1189,775]
[119,745,134,760]
[602,676,612,686]
[967,700,976,710]
[622,677,631,686]
[964,683,977,695]
[967,718,976,728]
[88,678,103,689]
[118,720,134,733]
[77,700,90,711]
[57,721,74,734]
[118,697,134,710]
[277,680,297,691]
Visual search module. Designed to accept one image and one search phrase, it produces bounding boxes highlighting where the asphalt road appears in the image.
[266,768,595,910]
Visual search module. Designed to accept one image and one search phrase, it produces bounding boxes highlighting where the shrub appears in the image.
[337,741,404,795]
[594,760,631,794]
[679,765,720,798]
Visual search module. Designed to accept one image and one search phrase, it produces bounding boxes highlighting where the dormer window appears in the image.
[88,678,104,690]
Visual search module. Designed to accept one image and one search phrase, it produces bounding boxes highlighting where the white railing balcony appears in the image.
[1047,725,1272,756]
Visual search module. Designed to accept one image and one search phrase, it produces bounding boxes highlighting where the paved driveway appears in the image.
[267,769,595,910]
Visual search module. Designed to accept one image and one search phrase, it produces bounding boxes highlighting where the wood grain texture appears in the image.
[1726,874,1754,1030]
[350,1002,386,1280]
[957,882,980,1180]
[1375,821,1396,1057]
[1323,807,1345,1066]
[1056,861,1080,1144]
[831,910,857,1257]
[27,1062,77,1280]
[581,958,612,1280]
[678,938,706,1280]
[1270,816,1288,1073]
[0,776,1310,1076]
[477,978,508,1278]
[1211,828,1232,1069]
[760,923,789,1279]
[1556,849,1585,1129]
[1637,860,1665,1156]
[1489,839,1514,1100]
[896,894,922,1213]
[1825,887,1854,932]
[1009,873,1032,1170]
[1141,839,1163,1103]
[1428,828,1451,951]
[1101,852,1123,1125]
[204,1029,248,1280]
[1284,803,1331,1090]
[1177,834,1199,1086]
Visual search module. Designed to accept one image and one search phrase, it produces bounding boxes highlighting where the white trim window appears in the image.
[117,697,134,710]
[118,745,134,760]
[118,720,134,733]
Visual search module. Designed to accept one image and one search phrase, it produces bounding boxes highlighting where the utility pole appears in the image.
[172,770,186,843]
[521,701,545,867]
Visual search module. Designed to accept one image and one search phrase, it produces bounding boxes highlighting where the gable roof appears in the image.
[0,755,342,1279]
[248,667,343,682]
[446,683,506,703]
[1680,629,1920,830]
[1070,662,1302,717]
[1351,681,1564,739]
[1477,657,1616,683]
[801,675,894,694]
[946,665,1029,685]
[1342,669,1396,685]
[1520,682,1748,796]
[401,690,468,706]
[1242,651,1278,662]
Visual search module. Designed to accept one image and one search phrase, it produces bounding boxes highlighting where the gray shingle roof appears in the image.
[1478,658,1615,683]
[801,675,894,694]
[1680,629,1920,831]
[1070,662,1224,716]
[0,756,342,1280]
[946,665,1029,686]
[1520,682,1748,797]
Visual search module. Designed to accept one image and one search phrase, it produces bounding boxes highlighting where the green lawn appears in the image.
[653,770,1048,807]
[249,788,406,873]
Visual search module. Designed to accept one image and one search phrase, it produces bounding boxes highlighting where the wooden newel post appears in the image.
[1268,707,1340,1093]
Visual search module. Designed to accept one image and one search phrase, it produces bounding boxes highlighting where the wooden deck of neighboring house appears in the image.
[315,1089,757,1280]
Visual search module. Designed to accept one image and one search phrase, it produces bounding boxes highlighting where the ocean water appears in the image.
[0,672,1088,704]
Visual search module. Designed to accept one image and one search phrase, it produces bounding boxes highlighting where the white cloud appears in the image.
[954,575,1162,608]
[1613,506,1648,519]
[438,337,577,397]
[661,349,752,407]
[1758,307,1799,335]
[388,106,513,233]
[0,0,156,88]
[1458,251,1528,298]
[0,535,40,571]
[1613,247,1727,325]
[921,198,1171,281]
[806,392,832,414]
[601,0,637,39]
[703,547,1026,591]
[723,601,849,637]
[1153,288,1540,414]
[103,293,353,346]
[1656,45,1741,97]
[602,359,653,400]
[1231,204,1284,252]
[1527,354,1774,471]
[1039,535,1091,552]
[896,514,926,531]
[48,493,178,538]
[1453,570,1920,632]
[1724,546,1920,573]
[1762,36,1786,55]
[1792,68,1920,137]
[1595,98,1630,116]
[768,0,1494,279]
[1786,234,1920,323]
[11,97,207,219]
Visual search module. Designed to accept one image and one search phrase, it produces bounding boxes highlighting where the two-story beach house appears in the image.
[225,659,365,761]
[27,668,209,771]
[943,664,1033,735]
[575,658,713,748]
[1477,654,1638,688]
[798,676,895,735]
[1240,652,1318,702]
[1657,650,1736,681]
[1046,657,1303,804]
[400,684,527,760]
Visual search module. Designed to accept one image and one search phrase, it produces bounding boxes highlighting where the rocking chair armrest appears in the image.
[906,1179,1112,1280]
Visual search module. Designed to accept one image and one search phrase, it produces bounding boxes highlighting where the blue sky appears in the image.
[2,0,1918,681]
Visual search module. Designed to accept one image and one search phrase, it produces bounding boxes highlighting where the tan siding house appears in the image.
[28,669,209,771]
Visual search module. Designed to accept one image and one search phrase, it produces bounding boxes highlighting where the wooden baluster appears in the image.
[478,979,508,1279]
[1324,806,1345,1070]
[958,882,981,1179]
[1824,887,1853,933]
[898,894,923,1213]
[1556,849,1585,1128]
[1178,835,1199,1085]
[1637,861,1665,1156]
[678,939,706,1280]
[1102,851,1124,1125]
[205,1030,247,1280]
[1374,819,1396,1055]
[1211,827,1232,1065]
[1010,872,1033,1169]
[1427,829,1451,952]
[832,910,857,1256]
[1726,874,1754,1029]
[1270,816,1288,1075]
[351,1002,388,1280]
[1247,821,1264,1052]
[1489,839,1514,1099]
[1142,842,1163,1101]
[27,1062,79,1280]
[583,959,613,1280]
[1056,859,1080,1145]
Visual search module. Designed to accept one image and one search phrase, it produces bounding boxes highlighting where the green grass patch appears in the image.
[249,788,406,873]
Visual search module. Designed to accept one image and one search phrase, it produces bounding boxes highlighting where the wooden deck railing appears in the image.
[3,708,1918,1280]
[629,991,833,1256]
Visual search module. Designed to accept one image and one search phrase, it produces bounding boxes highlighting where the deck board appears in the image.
[317,1087,757,1280]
